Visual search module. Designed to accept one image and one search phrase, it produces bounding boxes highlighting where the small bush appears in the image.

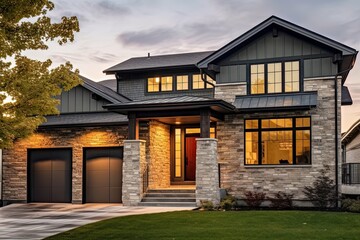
[200,200,214,211]
[244,191,266,208]
[342,199,360,213]
[303,165,337,209]
[269,192,294,209]
[220,195,236,211]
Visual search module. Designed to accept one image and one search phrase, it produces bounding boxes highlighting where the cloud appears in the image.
[96,0,132,15]
[116,27,178,47]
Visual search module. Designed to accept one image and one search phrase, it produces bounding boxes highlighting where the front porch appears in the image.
[105,96,235,206]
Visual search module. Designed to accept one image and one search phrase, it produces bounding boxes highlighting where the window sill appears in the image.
[244,164,312,168]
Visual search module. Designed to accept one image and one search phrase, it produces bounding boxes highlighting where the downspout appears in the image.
[200,69,216,97]
[334,53,357,208]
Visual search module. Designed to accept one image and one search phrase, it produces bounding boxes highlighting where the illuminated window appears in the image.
[245,117,311,165]
[147,77,160,92]
[176,75,189,91]
[161,76,173,91]
[185,127,216,138]
[250,61,300,95]
[250,64,265,94]
[206,75,215,89]
[192,74,205,89]
[175,128,182,177]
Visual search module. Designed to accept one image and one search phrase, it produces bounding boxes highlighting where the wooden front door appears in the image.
[185,136,197,181]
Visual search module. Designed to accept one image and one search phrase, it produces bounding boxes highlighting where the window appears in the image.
[250,61,300,94]
[147,77,160,92]
[176,75,189,91]
[175,128,182,177]
[245,117,311,165]
[147,76,173,92]
[206,75,215,89]
[192,74,205,89]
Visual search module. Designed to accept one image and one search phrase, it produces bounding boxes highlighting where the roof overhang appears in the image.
[234,91,318,113]
[342,119,360,145]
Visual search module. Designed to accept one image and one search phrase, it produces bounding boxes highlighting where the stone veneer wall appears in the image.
[122,140,146,206]
[2,126,127,203]
[196,139,220,206]
[216,77,341,203]
[148,121,171,189]
[215,83,247,103]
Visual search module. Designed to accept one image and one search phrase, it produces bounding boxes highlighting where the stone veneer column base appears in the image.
[196,138,220,207]
[122,140,146,206]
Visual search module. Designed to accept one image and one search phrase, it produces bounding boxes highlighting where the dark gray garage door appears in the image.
[84,147,123,203]
[28,148,72,203]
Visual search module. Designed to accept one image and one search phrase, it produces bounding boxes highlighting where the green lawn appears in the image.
[47,211,360,240]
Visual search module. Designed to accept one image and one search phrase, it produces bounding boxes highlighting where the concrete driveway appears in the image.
[0,203,194,240]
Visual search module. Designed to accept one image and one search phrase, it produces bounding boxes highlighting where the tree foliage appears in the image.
[0,0,81,148]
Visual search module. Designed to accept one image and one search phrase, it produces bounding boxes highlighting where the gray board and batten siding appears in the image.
[57,85,111,113]
[216,29,338,84]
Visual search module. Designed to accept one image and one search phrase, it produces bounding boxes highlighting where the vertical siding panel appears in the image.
[238,49,247,60]
[275,31,284,57]
[240,65,247,82]
[256,37,265,59]
[68,88,76,112]
[303,59,312,78]
[293,37,302,56]
[247,42,257,59]
[331,62,338,75]
[312,58,321,77]
[230,65,237,82]
[264,32,274,58]
[302,41,311,55]
[321,57,331,76]
[61,90,69,113]
[284,33,294,57]
[89,94,97,111]
[75,86,83,112]
[311,45,321,55]
[82,89,90,112]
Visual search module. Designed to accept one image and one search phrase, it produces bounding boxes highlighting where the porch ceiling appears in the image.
[138,115,219,125]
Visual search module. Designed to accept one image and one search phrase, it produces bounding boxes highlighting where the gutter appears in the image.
[334,52,357,208]
[200,69,216,97]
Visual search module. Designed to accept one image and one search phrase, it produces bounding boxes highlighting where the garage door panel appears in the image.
[86,170,109,187]
[86,187,110,203]
[85,147,123,203]
[109,187,122,203]
[28,149,72,203]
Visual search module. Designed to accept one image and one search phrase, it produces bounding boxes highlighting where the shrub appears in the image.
[303,165,337,209]
[244,191,266,208]
[342,199,360,213]
[220,195,236,211]
[200,200,214,211]
[269,192,294,209]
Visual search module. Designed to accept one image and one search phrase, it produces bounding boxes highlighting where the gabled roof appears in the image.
[103,51,214,74]
[98,79,117,91]
[80,76,131,103]
[198,15,358,68]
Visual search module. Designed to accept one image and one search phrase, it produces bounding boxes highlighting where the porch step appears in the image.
[140,189,197,207]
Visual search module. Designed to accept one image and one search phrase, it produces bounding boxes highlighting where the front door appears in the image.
[185,136,197,181]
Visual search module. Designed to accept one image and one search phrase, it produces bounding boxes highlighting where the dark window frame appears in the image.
[248,60,303,95]
[244,117,311,166]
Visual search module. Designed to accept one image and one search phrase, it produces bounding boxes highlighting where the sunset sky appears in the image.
[25,0,360,132]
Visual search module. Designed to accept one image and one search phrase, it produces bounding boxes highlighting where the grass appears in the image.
[47,210,360,240]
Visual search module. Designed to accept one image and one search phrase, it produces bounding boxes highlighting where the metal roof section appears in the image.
[103,51,214,73]
[234,91,318,112]
[341,86,353,106]
[197,16,358,68]
[80,75,131,102]
[104,95,236,114]
[40,112,128,128]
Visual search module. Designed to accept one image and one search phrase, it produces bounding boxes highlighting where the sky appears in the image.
[24,0,360,132]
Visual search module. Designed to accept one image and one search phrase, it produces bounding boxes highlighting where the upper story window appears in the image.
[147,74,215,93]
[250,61,300,95]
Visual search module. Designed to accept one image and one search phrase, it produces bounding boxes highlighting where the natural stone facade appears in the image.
[215,83,247,103]
[148,121,171,189]
[196,138,220,206]
[122,140,147,206]
[216,77,341,204]
[2,125,127,203]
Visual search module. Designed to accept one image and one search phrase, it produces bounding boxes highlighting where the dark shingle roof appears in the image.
[80,76,131,102]
[234,92,317,112]
[98,79,117,91]
[41,112,128,127]
[103,51,214,73]
[341,86,353,105]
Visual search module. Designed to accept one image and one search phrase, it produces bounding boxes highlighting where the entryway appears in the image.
[28,148,72,203]
[83,147,123,203]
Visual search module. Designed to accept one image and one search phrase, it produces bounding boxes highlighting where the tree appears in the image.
[0,0,81,148]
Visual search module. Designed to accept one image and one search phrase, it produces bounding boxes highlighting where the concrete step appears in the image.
[142,197,196,203]
[145,193,195,198]
[138,202,197,207]
[147,189,195,194]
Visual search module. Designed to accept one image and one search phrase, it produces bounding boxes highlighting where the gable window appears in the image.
[176,75,189,91]
[245,117,311,165]
[250,61,300,94]
[147,76,173,92]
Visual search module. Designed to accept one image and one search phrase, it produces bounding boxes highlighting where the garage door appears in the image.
[84,147,123,203]
[28,148,72,203]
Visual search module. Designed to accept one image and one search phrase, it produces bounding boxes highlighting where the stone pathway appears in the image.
[0,203,194,240]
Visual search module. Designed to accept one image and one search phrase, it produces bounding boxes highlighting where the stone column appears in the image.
[122,140,146,206]
[196,138,220,206]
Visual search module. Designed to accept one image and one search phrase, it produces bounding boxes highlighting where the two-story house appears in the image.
[1,16,357,207]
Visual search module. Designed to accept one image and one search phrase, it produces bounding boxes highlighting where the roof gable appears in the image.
[198,16,357,68]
